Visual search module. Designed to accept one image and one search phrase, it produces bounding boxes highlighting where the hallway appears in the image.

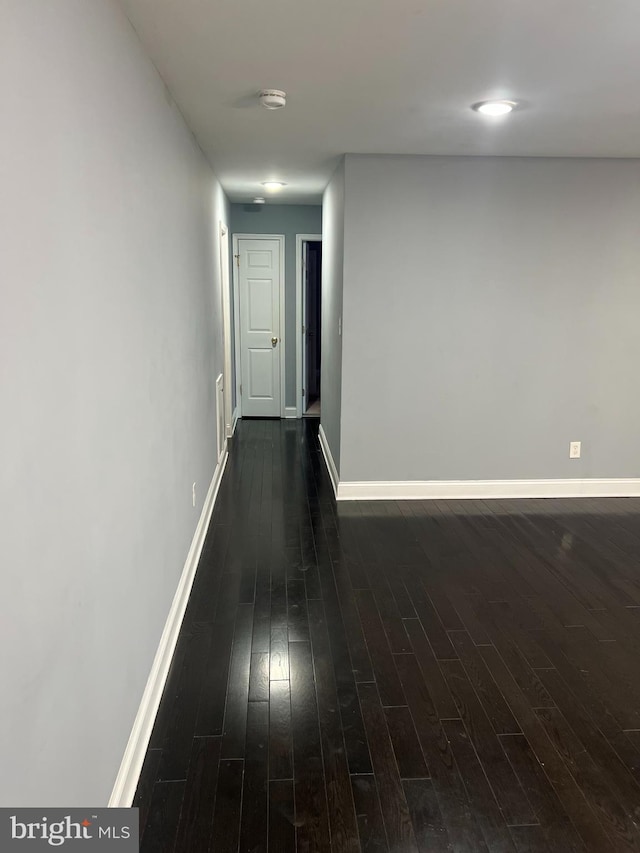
[135,419,640,852]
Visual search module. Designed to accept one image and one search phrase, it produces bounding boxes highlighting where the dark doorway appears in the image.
[303,240,322,416]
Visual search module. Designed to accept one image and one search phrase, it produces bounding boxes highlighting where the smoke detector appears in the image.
[259,89,286,110]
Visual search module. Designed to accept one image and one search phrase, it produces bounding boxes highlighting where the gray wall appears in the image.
[230,204,322,409]
[320,161,346,471]
[340,154,640,482]
[0,0,229,805]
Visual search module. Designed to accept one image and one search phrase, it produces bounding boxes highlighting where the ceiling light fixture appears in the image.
[253,197,266,204]
[472,99,518,116]
[259,89,287,110]
[261,181,287,192]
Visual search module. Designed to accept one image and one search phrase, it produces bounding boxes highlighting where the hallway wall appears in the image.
[320,161,346,472]
[0,0,229,805]
[230,203,322,409]
[340,154,640,483]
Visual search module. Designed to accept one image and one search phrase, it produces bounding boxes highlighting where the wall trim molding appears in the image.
[231,407,239,435]
[284,406,297,419]
[108,449,229,807]
[219,222,234,440]
[336,478,640,501]
[318,424,339,498]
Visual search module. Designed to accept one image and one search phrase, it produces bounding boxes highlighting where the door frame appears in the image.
[219,222,234,438]
[295,234,323,418]
[232,233,286,419]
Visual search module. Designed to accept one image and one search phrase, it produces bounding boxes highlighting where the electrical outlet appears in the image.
[192,482,197,507]
[569,441,581,459]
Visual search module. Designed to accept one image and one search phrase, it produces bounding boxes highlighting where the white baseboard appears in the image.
[284,406,298,419]
[318,424,339,498]
[336,478,640,501]
[108,449,229,807]
[231,407,239,436]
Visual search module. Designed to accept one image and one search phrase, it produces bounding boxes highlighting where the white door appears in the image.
[238,238,282,417]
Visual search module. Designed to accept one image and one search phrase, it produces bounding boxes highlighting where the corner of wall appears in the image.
[320,158,346,475]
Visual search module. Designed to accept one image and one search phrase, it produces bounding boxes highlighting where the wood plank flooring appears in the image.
[135,418,640,852]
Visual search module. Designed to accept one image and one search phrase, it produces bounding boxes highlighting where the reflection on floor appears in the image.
[135,418,640,852]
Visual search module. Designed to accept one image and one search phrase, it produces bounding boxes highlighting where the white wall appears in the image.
[320,161,345,471]
[340,154,640,482]
[0,0,228,805]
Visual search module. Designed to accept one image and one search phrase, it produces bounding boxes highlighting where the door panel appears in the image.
[247,250,272,268]
[247,348,274,399]
[238,238,281,417]
[248,279,274,330]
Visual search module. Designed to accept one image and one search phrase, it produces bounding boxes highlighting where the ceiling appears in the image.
[119,0,640,204]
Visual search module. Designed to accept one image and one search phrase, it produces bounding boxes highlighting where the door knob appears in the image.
[271,337,278,347]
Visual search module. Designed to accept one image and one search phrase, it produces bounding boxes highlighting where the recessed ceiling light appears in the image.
[253,197,266,204]
[261,181,287,192]
[472,100,518,117]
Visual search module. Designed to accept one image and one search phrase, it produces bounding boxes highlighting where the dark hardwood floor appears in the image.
[135,418,640,852]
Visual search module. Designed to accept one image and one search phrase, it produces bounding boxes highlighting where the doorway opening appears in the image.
[296,234,323,418]
[303,241,322,416]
